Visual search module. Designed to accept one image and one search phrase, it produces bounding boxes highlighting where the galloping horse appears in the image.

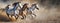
[19,3,28,19]
[5,2,21,20]
[26,4,39,18]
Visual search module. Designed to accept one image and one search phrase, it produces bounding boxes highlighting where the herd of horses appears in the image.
[2,2,39,20]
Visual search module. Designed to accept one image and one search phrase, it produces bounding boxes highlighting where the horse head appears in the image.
[22,3,28,11]
[31,4,39,10]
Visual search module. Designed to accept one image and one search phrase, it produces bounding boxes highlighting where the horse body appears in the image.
[18,3,28,19]
[26,4,39,18]
[6,2,21,20]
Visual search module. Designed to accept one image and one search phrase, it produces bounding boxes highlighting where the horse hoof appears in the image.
[21,17,25,19]
[16,18,18,20]
[21,18,24,19]
[15,16,18,20]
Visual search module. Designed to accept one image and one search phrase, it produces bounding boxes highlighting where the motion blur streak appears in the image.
[0,0,60,23]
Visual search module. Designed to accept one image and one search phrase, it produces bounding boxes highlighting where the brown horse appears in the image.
[19,3,28,19]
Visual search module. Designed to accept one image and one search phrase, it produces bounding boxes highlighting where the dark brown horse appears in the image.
[19,3,28,19]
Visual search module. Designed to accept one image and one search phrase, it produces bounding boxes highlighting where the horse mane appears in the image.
[31,4,39,10]
[5,5,10,10]
[21,3,28,11]
[12,2,19,6]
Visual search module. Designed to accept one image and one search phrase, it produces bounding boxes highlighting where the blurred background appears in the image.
[0,0,60,23]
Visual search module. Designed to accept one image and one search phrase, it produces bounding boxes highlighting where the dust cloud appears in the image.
[0,0,60,23]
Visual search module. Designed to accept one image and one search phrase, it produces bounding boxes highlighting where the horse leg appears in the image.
[19,12,24,19]
[30,13,36,19]
[15,16,17,20]
[21,14,26,19]
[6,13,13,20]
[21,16,24,19]
[21,15,25,19]
[6,13,9,17]
[32,13,36,17]
[19,11,26,19]
[31,11,36,18]
[23,14,26,19]
[11,14,14,17]
[13,13,19,20]
[15,14,19,20]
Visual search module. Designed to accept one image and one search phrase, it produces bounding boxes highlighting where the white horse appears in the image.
[26,4,39,18]
[5,2,21,20]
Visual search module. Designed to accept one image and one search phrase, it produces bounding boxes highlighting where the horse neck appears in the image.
[22,5,27,11]
[30,5,35,9]
[12,5,18,11]
[29,5,37,11]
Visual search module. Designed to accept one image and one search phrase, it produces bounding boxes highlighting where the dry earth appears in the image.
[0,0,60,23]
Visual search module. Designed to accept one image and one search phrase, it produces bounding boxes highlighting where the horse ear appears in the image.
[5,5,9,8]
[36,8,39,10]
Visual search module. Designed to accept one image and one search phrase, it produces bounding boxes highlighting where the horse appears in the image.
[19,3,28,19]
[5,2,21,20]
[26,4,39,19]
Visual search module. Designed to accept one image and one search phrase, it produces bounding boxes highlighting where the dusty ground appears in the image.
[0,5,60,23]
[0,0,60,23]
